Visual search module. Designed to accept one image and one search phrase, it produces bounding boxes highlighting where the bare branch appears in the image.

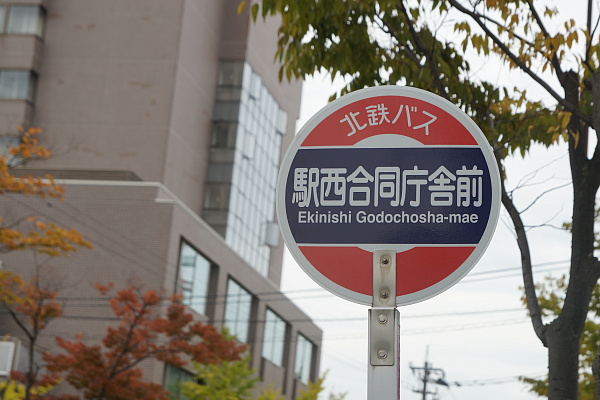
[510,153,569,193]
[520,182,571,214]
[524,223,568,231]
[500,215,518,240]
[0,303,34,342]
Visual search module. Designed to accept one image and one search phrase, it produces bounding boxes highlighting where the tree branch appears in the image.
[525,0,565,79]
[520,182,571,214]
[394,2,451,100]
[495,150,548,345]
[461,7,537,50]
[1,304,34,342]
[584,0,600,72]
[447,0,593,127]
[373,16,421,67]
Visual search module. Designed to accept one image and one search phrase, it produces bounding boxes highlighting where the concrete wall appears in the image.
[28,0,183,182]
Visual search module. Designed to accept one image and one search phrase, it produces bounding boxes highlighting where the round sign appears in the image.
[277,86,500,306]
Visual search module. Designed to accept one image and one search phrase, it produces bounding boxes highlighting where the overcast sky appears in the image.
[280,71,578,400]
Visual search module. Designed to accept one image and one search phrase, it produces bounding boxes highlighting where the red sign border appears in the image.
[276,86,501,306]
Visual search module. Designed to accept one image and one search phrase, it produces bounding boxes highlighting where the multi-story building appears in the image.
[0,1,322,398]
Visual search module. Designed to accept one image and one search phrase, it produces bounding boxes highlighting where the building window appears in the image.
[164,365,193,400]
[294,334,314,384]
[0,7,5,32]
[178,241,211,316]
[262,309,286,367]
[0,5,45,36]
[223,279,252,343]
[211,121,237,148]
[204,184,230,211]
[0,70,36,101]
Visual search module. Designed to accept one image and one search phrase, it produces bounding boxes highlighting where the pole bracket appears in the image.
[369,250,396,366]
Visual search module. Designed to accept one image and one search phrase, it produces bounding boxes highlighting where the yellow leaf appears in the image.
[571,130,580,148]
[237,0,246,15]
[560,112,572,130]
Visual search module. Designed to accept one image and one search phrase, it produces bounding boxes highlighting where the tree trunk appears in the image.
[546,318,585,399]
[544,71,600,400]
[550,211,600,400]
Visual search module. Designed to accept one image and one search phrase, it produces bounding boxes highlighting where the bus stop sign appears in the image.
[277,86,501,306]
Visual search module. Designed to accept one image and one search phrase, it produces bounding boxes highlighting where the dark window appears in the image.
[223,279,252,342]
[178,241,211,316]
[262,309,286,366]
[1,5,45,36]
[0,70,36,101]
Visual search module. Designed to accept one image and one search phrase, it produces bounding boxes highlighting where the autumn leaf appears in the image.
[45,283,247,400]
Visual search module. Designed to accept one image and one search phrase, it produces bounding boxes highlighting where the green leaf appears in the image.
[251,3,259,21]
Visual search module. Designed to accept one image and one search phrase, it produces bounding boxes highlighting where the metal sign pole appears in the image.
[368,250,400,399]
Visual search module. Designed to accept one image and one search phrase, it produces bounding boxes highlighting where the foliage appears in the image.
[0,272,63,331]
[520,275,600,399]
[244,1,600,399]
[0,380,54,400]
[294,376,325,400]
[0,128,90,400]
[44,283,247,400]
[0,271,64,400]
[0,127,54,196]
[183,359,341,400]
[182,357,258,400]
[256,385,284,400]
[0,127,90,256]
[240,0,573,157]
[254,376,329,400]
[0,130,244,400]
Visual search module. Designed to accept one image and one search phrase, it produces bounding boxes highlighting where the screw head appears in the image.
[379,289,390,300]
[377,349,388,359]
[378,313,388,324]
[380,255,391,267]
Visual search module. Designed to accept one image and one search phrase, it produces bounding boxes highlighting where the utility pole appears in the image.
[410,347,449,400]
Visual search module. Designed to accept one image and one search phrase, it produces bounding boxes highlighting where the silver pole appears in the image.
[368,250,400,399]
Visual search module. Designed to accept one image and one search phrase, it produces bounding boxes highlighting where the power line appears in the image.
[462,265,569,283]
[467,259,569,276]
[4,188,572,290]
[3,193,171,277]
[452,371,547,387]
[52,256,571,306]
[0,307,526,326]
